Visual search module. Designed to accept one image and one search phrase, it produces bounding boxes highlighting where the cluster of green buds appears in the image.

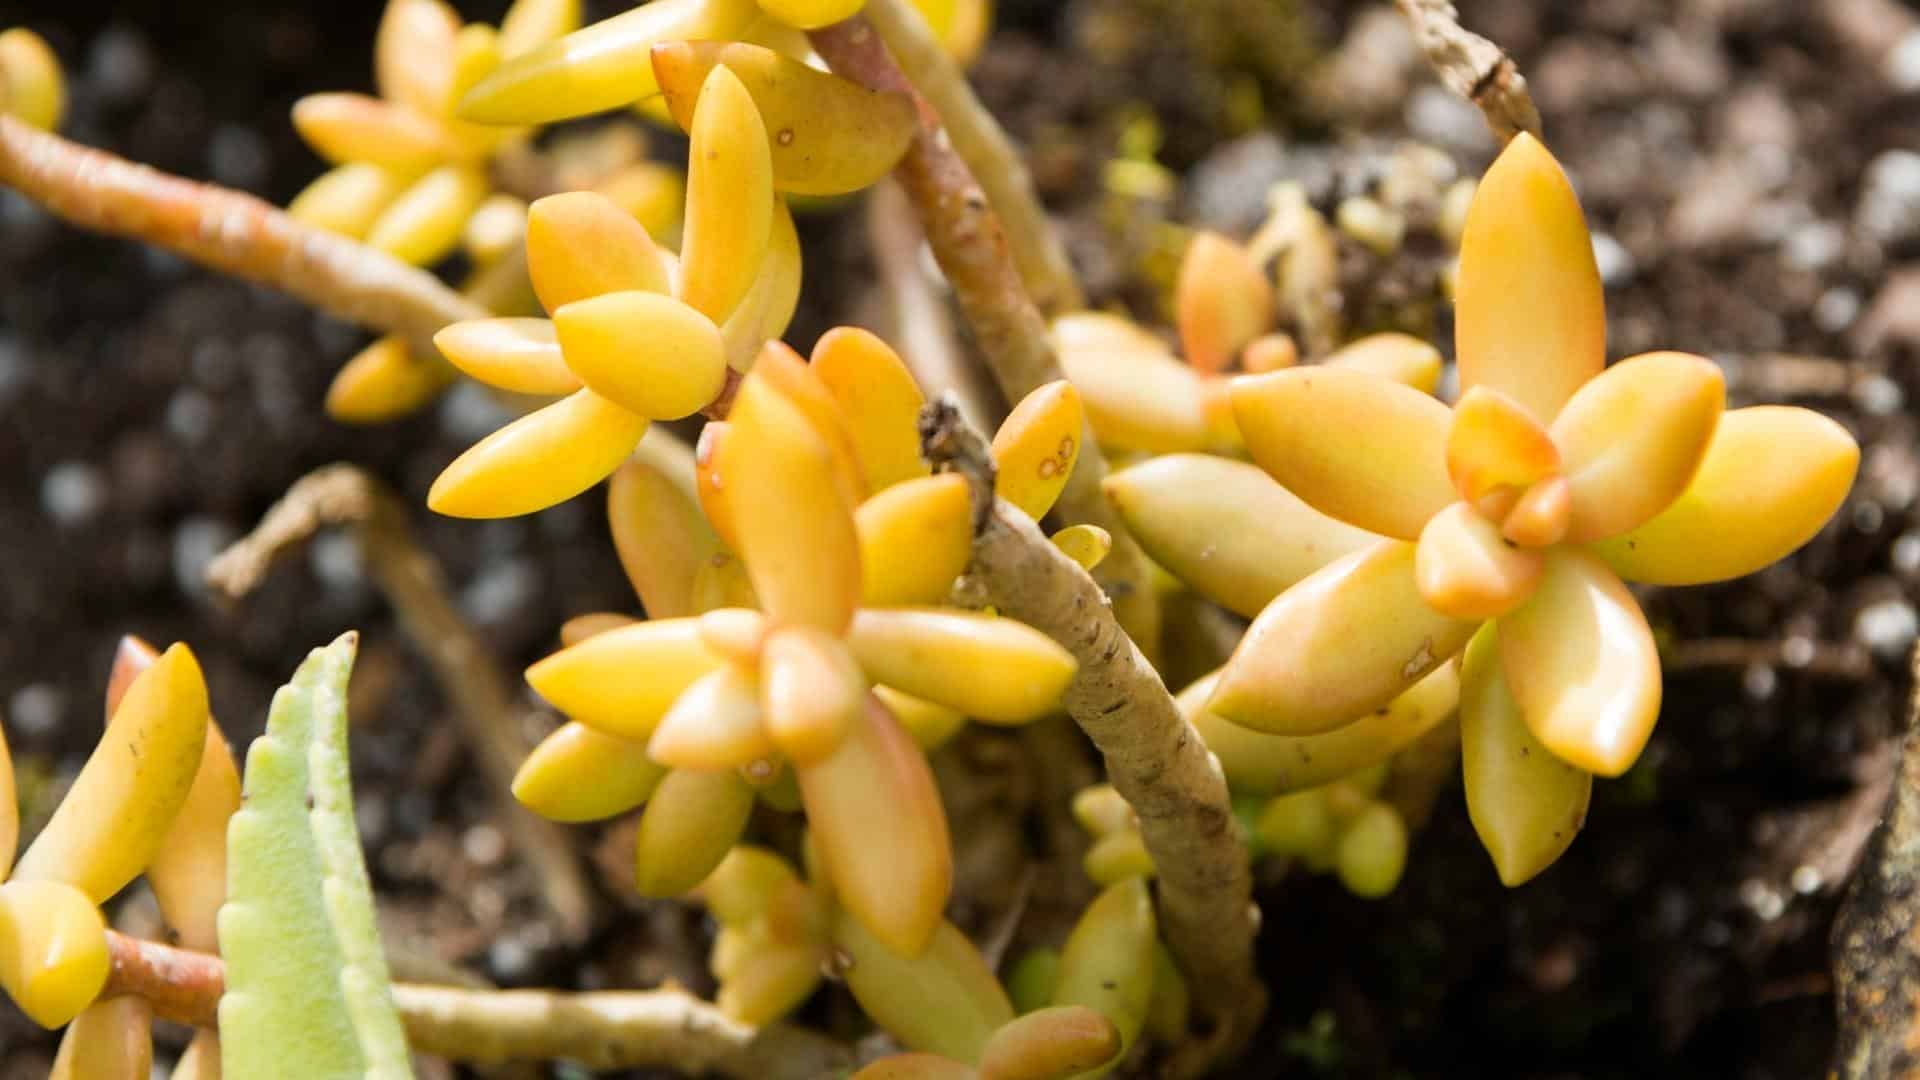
[0,28,62,131]
[1159,133,1860,885]
[1075,768,1406,901]
[0,638,235,1076]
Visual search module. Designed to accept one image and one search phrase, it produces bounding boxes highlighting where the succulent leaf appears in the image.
[633,768,756,896]
[1175,232,1271,375]
[681,63,774,324]
[833,911,1013,1062]
[848,609,1077,724]
[433,317,580,396]
[813,327,932,492]
[525,617,720,739]
[0,880,109,1028]
[993,381,1085,522]
[609,460,719,621]
[1550,351,1725,544]
[513,721,666,822]
[857,474,975,607]
[554,290,728,419]
[526,190,673,312]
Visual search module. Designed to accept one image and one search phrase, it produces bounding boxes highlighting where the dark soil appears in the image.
[1,0,1915,1076]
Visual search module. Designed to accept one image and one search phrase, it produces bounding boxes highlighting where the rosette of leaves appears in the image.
[1173,133,1859,885]
[510,347,1082,958]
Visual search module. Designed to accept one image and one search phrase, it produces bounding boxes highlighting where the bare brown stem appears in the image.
[860,0,1083,317]
[205,465,595,942]
[1395,0,1541,144]
[922,400,1264,1072]
[101,932,849,1078]
[811,16,1161,656]
[1833,642,1920,1077]
[0,115,484,360]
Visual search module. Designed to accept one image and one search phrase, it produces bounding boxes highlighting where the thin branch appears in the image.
[1666,637,1874,681]
[922,399,1264,1073]
[811,17,1161,656]
[205,465,595,943]
[1833,642,1920,1078]
[1395,0,1541,144]
[101,932,850,1079]
[0,115,484,360]
[867,177,1003,435]
[860,0,1084,317]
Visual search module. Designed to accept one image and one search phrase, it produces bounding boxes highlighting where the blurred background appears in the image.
[1,1,1917,1075]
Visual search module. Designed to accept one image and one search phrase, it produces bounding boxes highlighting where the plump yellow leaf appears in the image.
[993,381,1084,521]
[1231,367,1454,540]
[287,163,411,240]
[694,421,741,554]
[848,609,1076,724]
[1414,501,1544,620]
[1084,830,1155,886]
[610,461,718,620]
[698,607,769,667]
[648,665,775,771]
[525,617,719,738]
[0,29,66,131]
[1104,454,1378,618]
[761,626,865,765]
[719,197,801,370]
[755,0,865,29]
[750,342,869,506]
[1209,541,1475,735]
[699,845,798,928]
[291,92,461,170]
[1333,803,1407,899]
[1501,475,1570,549]
[147,721,241,952]
[1241,332,1297,374]
[172,1031,220,1080]
[1255,790,1335,864]
[514,721,666,821]
[1455,132,1605,423]
[462,192,529,265]
[553,290,727,419]
[365,164,490,266]
[914,0,991,64]
[325,335,457,424]
[874,686,967,751]
[429,389,647,518]
[723,374,863,632]
[13,645,207,903]
[1184,663,1459,795]
[1054,322,1212,454]
[1460,625,1590,886]
[51,995,151,1080]
[680,64,774,324]
[980,1006,1123,1080]
[443,24,514,154]
[459,0,758,124]
[1498,550,1660,777]
[1050,877,1155,1070]
[1550,351,1725,544]
[1446,385,1559,509]
[526,190,672,316]
[717,940,824,1025]
[375,0,459,118]
[560,612,638,645]
[1592,406,1858,585]
[1071,784,1132,837]
[857,474,973,607]
[634,768,755,897]
[802,697,952,957]
[654,41,916,196]
[1176,232,1271,375]
[1051,525,1111,572]
[434,317,579,395]
[813,327,930,491]
[836,916,1011,1065]
[1324,333,1443,395]
[0,880,109,1028]
[0,702,16,880]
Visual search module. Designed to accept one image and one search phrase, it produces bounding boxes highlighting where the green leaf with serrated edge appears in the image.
[218,634,413,1080]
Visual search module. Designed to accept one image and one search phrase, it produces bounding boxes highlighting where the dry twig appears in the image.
[0,115,484,360]
[860,0,1083,317]
[205,464,595,942]
[1395,0,1542,144]
[811,16,1161,655]
[922,399,1265,1072]
[101,932,850,1079]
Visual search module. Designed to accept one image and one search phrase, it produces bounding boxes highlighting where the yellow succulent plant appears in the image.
[0,27,65,131]
[512,351,1080,957]
[288,0,579,267]
[1199,133,1859,885]
[427,66,802,519]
